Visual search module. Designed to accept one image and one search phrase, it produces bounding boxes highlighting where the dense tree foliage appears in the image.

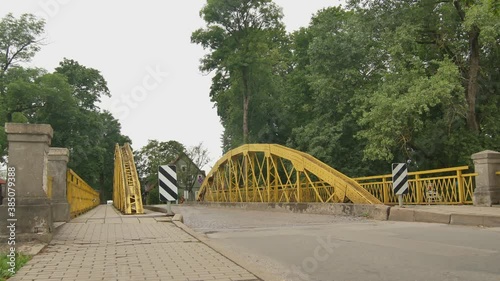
[192,0,288,146]
[135,139,185,187]
[0,13,129,201]
[194,0,500,176]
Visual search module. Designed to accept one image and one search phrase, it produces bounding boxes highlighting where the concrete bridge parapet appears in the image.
[0,123,54,243]
[49,148,70,222]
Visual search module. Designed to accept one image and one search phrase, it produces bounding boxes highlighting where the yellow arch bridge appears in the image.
[113,143,144,214]
[197,144,381,205]
[110,143,475,209]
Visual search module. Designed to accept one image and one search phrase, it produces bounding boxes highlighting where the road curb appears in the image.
[172,213,183,223]
[197,202,391,220]
[143,205,174,215]
[194,202,500,228]
[449,213,500,227]
[388,207,500,227]
[388,207,416,222]
[414,210,451,224]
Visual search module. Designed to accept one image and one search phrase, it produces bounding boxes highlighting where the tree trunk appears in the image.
[242,67,250,143]
[454,0,481,133]
[466,26,480,133]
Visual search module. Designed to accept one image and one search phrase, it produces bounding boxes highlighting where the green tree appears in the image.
[95,112,130,200]
[135,140,185,186]
[0,69,78,162]
[0,13,45,161]
[0,13,129,197]
[55,58,110,110]
[146,186,160,205]
[192,0,286,145]
[348,0,500,169]
[283,7,387,176]
[0,13,44,79]
[48,59,129,196]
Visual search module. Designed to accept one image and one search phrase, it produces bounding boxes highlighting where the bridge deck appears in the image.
[11,205,257,281]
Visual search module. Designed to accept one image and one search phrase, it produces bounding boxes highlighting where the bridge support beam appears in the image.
[49,148,70,222]
[0,123,54,243]
[472,150,500,206]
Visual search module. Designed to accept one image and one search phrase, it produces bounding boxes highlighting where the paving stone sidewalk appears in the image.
[11,205,259,281]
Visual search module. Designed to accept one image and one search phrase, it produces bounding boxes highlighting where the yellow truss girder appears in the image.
[67,169,100,218]
[113,143,144,214]
[197,144,382,205]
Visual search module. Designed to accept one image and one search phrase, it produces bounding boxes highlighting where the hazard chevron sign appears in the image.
[392,163,409,195]
[158,165,178,202]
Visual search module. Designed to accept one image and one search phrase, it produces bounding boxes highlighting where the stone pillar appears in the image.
[472,150,500,206]
[0,123,53,243]
[48,148,70,222]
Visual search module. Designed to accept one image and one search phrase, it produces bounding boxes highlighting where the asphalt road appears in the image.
[172,205,500,281]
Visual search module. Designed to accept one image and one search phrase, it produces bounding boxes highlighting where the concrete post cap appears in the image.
[471,150,500,160]
[5,123,53,138]
[49,148,70,157]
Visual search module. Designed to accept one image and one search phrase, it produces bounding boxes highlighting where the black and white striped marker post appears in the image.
[159,165,178,215]
[392,163,409,207]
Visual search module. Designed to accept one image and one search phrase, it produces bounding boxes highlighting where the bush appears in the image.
[146,187,160,205]
[0,252,31,280]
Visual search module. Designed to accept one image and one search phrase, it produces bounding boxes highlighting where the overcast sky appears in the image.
[1,0,344,170]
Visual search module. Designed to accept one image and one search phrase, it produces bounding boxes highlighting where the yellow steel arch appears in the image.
[197,144,381,204]
[113,143,144,214]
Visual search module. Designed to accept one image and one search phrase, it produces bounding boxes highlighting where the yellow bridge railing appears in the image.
[354,166,477,205]
[113,143,143,214]
[67,169,100,218]
[198,144,381,204]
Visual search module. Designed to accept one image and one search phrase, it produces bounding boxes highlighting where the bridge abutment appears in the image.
[0,123,54,243]
[49,148,70,222]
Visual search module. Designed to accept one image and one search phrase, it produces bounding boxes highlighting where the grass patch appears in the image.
[0,252,31,280]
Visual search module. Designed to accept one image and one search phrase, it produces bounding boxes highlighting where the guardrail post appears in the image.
[415,174,423,204]
[382,177,390,204]
[457,169,465,204]
[0,123,53,243]
[48,148,70,222]
[471,150,500,206]
[296,170,301,203]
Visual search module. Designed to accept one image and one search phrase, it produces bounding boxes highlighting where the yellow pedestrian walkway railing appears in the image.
[113,143,143,214]
[67,169,100,218]
[353,166,477,205]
